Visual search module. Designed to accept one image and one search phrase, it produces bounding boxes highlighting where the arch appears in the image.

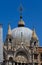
[15,50,28,60]
[14,47,29,60]
[9,57,13,61]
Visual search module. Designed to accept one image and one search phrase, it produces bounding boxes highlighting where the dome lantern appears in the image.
[18,19,25,27]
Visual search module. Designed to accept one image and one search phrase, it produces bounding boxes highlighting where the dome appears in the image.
[12,27,32,46]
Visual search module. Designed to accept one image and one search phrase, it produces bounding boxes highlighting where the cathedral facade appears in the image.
[0,7,42,65]
[3,16,42,65]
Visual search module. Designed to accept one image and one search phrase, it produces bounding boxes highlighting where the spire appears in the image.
[32,27,38,40]
[18,4,25,27]
[8,24,12,35]
[19,4,23,19]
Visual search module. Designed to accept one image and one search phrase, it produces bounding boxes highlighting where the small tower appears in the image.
[6,24,12,43]
[5,24,13,50]
[4,24,14,62]
[30,28,39,47]
[32,28,39,46]
[30,28,39,65]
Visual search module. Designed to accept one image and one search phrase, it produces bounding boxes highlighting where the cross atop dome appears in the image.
[19,4,23,19]
[18,4,25,27]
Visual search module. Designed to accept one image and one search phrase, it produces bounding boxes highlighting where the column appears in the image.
[17,63,19,65]
[6,61,9,65]
[12,61,13,65]
[33,54,34,65]
[8,61,12,65]
[15,62,17,65]
[22,63,24,65]
[13,62,15,65]
[18,62,21,65]
[21,63,22,65]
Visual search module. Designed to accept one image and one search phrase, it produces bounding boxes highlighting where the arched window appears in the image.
[9,57,13,61]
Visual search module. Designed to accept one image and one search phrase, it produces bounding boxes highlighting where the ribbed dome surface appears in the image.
[12,27,32,45]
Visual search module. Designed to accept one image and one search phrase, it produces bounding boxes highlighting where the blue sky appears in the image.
[0,0,42,46]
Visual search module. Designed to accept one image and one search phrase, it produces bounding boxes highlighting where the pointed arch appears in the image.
[14,47,29,60]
